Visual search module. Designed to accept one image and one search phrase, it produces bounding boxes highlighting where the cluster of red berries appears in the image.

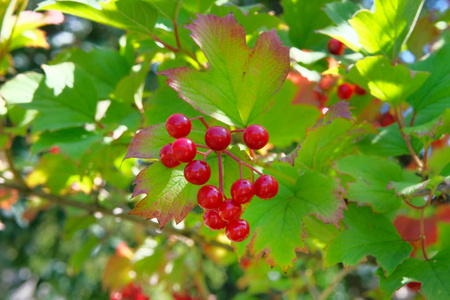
[110,283,149,300]
[336,82,366,100]
[159,113,279,242]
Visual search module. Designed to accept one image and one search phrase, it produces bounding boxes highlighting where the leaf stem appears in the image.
[394,106,423,169]
[223,149,262,176]
[401,197,427,210]
[420,192,432,260]
[218,152,224,194]
[191,116,209,129]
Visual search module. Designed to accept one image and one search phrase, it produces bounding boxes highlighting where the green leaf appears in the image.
[389,176,450,197]
[378,249,450,299]
[32,128,102,161]
[348,0,425,60]
[159,14,290,127]
[325,204,413,275]
[252,80,321,148]
[294,118,355,173]
[147,0,182,22]
[0,72,43,104]
[111,55,151,103]
[1,63,98,131]
[64,216,97,240]
[408,41,450,125]
[317,1,362,52]
[346,56,429,105]
[51,48,132,100]
[282,0,333,49]
[335,155,403,213]
[236,165,346,271]
[68,236,99,274]
[357,124,423,157]
[210,5,282,35]
[37,0,157,34]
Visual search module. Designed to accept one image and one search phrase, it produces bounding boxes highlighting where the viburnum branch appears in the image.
[394,106,423,169]
[223,149,262,176]
[191,116,209,129]
[0,181,233,251]
[318,266,357,300]
[218,152,224,194]
[196,151,207,156]
[239,163,243,179]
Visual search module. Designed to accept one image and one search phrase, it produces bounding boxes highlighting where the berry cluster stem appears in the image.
[218,152,224,194]
[191,116,209,129]
[223,150,262,176]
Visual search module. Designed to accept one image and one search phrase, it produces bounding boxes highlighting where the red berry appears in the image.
[218,200,242,222]
[205,126,231,151]
[243,125,269,150]
[49,146,59,154]
[255,175,278,199]
[406,281,422,291]
[354,85,366,96]
[337,83,354,100]
[197,185,223,209]
[171,138,196,163]
[379,112,395,127]
[327,38,345,55]
[203,209,228,230]
[231,179,255,204]
[133,294,149,300]
[225,219,250,242]
[184,160,211,185]
[159,144,181,168]
[110,292,122,300]
[166,113,191,138]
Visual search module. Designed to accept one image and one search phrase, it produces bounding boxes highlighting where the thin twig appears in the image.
[420,192,433,260]
[318,266,356,300]
[191,116,209,129]
[394,107,423,169]
[0,181,233,251]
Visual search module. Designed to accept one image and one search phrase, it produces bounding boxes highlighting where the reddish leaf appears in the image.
[160,14,290,127]
[0,188,19,211]
[125,123,172,160]
[394,205,450,254]
[323,101,354,124]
